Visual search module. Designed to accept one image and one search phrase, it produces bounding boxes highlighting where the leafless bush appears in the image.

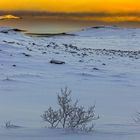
[67,105,99,131]
[5,121,12,128]
[4,121,20,129]
[41,87,99,131]
[57,87,75,128]
[134,112,140,123]
[41,107,60,128]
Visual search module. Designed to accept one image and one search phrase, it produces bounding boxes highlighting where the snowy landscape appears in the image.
[0,26,140,139]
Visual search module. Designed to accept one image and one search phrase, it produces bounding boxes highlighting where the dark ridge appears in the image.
[12,28,25,32]
[26,32,76,37]
[80,25,121,31]
[0,28,26,33]
[1,10,140,17]
[91,25,118,29]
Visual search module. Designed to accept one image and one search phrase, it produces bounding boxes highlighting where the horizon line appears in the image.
[1,10,140,17]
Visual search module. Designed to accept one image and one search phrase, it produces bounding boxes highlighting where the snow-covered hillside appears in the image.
[0,27,140,139]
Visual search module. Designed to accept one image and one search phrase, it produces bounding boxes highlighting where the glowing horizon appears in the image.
[0,0,140,13]
[1,0,140,22]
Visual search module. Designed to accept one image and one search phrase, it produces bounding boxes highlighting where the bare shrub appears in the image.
[57,87,75,128]
[41,107,60,128]
[41,87,99,131]
[134,112,140,123]
[4,121,20,129]
[67,105,99,131]
[5,121,12,128]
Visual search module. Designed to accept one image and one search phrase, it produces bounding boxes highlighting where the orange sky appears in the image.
[0,0,140,13]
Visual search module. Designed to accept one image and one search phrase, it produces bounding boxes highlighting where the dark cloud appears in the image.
[0,10,140,17]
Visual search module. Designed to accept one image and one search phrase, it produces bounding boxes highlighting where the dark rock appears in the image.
[92,26,105,29]
[16,42,20,45]
[69,51,77,54]
[79,60,84,62]
[50,59,65,64]
[42,52,47,54]
[63,44,68,47]
[82,53,88,57]
[93,68,99,71]
[22,53,31,57]
[55,52,60,54]
[12,64,16,67]
[26,47,32,51]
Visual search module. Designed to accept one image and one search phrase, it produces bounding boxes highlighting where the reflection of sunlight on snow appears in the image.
[0,14,21,20]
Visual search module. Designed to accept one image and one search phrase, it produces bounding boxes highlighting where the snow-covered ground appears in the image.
[0,26,140,139]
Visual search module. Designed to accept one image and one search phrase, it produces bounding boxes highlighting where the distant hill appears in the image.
[0,15,21,20]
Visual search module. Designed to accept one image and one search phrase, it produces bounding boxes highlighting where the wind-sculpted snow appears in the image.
[0,26,140,139]
[68,26,140,51]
